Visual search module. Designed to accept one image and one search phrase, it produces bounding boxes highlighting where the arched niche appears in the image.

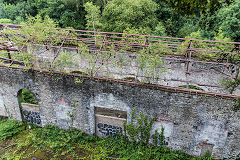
[17,89,41,126]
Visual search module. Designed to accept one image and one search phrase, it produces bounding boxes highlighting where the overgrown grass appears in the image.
[0,118,24,141]
[0,118,213,160]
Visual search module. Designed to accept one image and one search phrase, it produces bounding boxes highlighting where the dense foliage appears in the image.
[0,118,24,141]
[0,118,215,159]
[101,0,158,33]
[0,0,239,41]
[217,0,240,42]
[19,89,38,104]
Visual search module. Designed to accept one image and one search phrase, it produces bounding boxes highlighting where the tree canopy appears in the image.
[0,0,239,42]
[217,0,240,42]
[101,0,158,33]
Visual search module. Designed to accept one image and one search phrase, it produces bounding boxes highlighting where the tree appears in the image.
[62,0,87,28]
[37,0,86,29]
[154,22,166,36]
[153,1,194,37]
[0,0,86,29]
[197,12,219,40]
[218,0,240,42]
[84,2,102,31]
[161,0,233,16]
[101,0,158,33]
[0,1,34,24]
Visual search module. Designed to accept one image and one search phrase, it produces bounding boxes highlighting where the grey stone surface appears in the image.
[0,67,239,159]
[29,45,240,95]
[0,92,7,117]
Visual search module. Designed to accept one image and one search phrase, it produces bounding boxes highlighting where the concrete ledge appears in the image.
[21,103,39,112]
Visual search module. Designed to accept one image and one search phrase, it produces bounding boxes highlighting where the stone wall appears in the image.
[28,45,240,95]
[0,66,239,159]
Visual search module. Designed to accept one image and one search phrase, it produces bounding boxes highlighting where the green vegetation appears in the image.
[0,0,239,41]
[0,18,12,24]
[1,15,166,83]
[179,85,203,91]
[221,79,240,94]
[217,1,240,42]
[232,97,240,111]
[101,0,158,33]
[84,2,102,31]
[0,119,25,141]
[0,115,214,160]
[19,89,38,104]
[0,0,239,93]
[0,1,239,158]
[0,0,86,28]
[123,108,155,145]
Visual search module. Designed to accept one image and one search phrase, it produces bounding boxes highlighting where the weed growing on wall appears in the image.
[232,97,240,111]
[74,77,85,84]
[67,98,79,130]
[123,109,155,145]
[221,78,240,94]
[218,43,240,94]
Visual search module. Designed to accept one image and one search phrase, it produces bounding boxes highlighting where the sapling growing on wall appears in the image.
[153,127,165,146]
[123,109,155,145]
[67,97,79,130]
[232,97,240,111]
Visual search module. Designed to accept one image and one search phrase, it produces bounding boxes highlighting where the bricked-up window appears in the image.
[95,107,127,137]
[17,89,41,126]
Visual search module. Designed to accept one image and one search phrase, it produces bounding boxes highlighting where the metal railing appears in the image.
[0,23,239,96]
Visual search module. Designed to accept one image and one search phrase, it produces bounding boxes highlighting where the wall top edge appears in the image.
[0,65,238,99]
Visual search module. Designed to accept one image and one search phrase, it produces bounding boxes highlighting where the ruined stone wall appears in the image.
[30,46,240,95]
[0,66,239,159]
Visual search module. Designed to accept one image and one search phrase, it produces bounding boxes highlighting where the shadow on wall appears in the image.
[17,89,41,126]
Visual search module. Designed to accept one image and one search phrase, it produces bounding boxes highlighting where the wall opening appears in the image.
[17,89,41,126]
[95,107,127,137]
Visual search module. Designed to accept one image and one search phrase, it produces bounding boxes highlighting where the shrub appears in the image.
[0,119,24,140]
[0,19,12,24]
